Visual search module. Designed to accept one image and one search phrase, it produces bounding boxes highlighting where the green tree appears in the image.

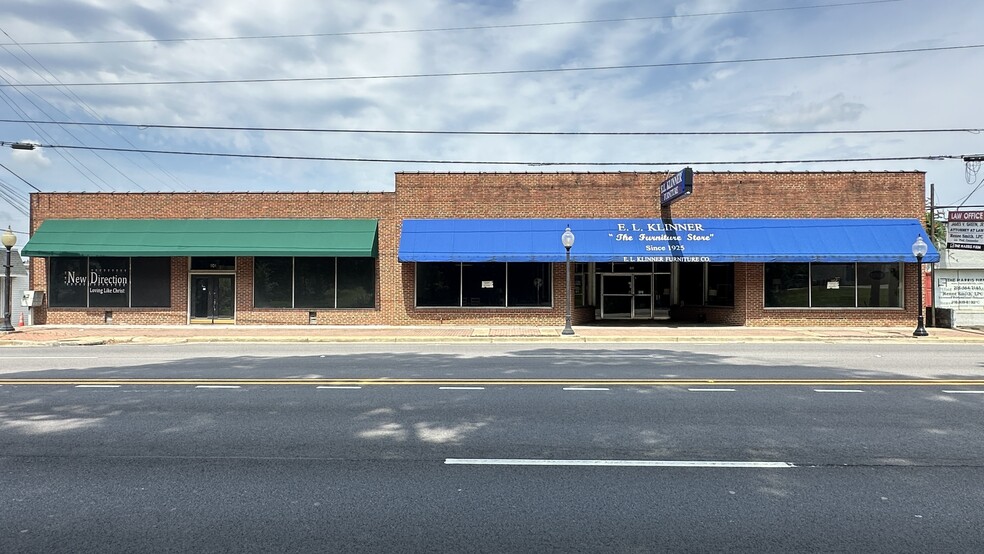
[924,210,946,246]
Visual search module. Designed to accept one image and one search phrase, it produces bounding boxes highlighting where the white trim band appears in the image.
[444,458,795,468]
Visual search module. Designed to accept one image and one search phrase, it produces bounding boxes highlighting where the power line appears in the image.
[0,161,41,191]
[0,176,30,217]
[12,142,964,166]
[0,72,118,191]
[3,43,980,88]
[0,1,902,47]
[0,26,184,191]
[1,118,980,137]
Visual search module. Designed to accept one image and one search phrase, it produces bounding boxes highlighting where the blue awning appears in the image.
[399,218,940,263]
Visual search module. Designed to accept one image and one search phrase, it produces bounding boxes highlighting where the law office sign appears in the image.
[659,167,694,207]
[947,210,984,251]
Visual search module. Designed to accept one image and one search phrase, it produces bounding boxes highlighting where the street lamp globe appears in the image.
[911,236,927,259]
[561,226,575,250]
[1,226,14,249]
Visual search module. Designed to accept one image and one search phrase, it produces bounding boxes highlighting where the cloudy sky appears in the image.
[1,0,983,246]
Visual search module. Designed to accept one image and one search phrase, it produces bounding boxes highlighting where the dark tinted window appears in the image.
[416,263,461,307]
[48,257,88,307]
[765,263,810,308]
[857,263,901,308]
[337,257,375,309]
[462,262,505,307]
[811,263,856,308]
[294,257,335,308]
[678,263,704,306]
[507,263,551,307]
[254,257,293,308]
[706,263,734,307]
[131,258,172,307]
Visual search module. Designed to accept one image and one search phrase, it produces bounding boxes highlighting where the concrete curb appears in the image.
[3,335,981,347]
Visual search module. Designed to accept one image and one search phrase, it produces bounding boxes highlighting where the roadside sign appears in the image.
[947,210,984,251]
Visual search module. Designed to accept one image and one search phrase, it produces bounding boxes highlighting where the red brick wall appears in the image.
[29,171,927,327]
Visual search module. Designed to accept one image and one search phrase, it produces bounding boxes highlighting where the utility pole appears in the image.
[929,183,936,328]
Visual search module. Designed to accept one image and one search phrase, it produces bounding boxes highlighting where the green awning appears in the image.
[22,219,378,257]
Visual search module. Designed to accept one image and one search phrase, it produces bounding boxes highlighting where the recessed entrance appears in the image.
[190,275,235,323]
[600,273,670,319]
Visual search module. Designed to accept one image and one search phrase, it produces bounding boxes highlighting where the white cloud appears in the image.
[765,93,866,128]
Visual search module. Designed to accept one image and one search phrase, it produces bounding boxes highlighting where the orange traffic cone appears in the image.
[18,312,24,327]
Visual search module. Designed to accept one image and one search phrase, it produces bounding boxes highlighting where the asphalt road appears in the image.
[2,343,983,552]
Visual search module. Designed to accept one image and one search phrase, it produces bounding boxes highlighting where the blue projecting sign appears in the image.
[659,167,694,207]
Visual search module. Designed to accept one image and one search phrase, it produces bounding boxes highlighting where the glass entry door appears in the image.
[191,275,235,323]
[601,274,653,319]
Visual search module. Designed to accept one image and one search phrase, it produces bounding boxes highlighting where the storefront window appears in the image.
[765,263,810,308]
[48,256,171,308]
[811,263,856,308]
[48,257,88,307]
[131,258,171,307]
[462,262,506,307]
[254,257,293,308]
[766,263,901,308]
[706,263,734,307]
[573,263,587,307]
[87,257,129,307]
[678,263,704,306]
[255,256,376,309]
[416,262,553,308]
[416,262,461,307]
[508,263,552,307]
[857,263,901,308]
[294,257,335,308]
[337,257,375,309]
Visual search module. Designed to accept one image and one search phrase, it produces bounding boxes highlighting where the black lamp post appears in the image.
[1,226,16,332]
[561,226,575,336]
[911,235,928,337]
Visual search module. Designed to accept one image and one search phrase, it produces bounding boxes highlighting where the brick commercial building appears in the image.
[22,171,939,327]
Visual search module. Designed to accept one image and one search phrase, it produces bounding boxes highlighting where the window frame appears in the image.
[414,261,554,309]
[764,262,904,310]
[253,256,376,310]
[47,256,172,308]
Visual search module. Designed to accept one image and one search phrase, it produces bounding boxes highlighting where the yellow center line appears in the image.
[2,378,984,387]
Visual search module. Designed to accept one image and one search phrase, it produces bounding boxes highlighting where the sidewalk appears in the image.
[2,323,984,346]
